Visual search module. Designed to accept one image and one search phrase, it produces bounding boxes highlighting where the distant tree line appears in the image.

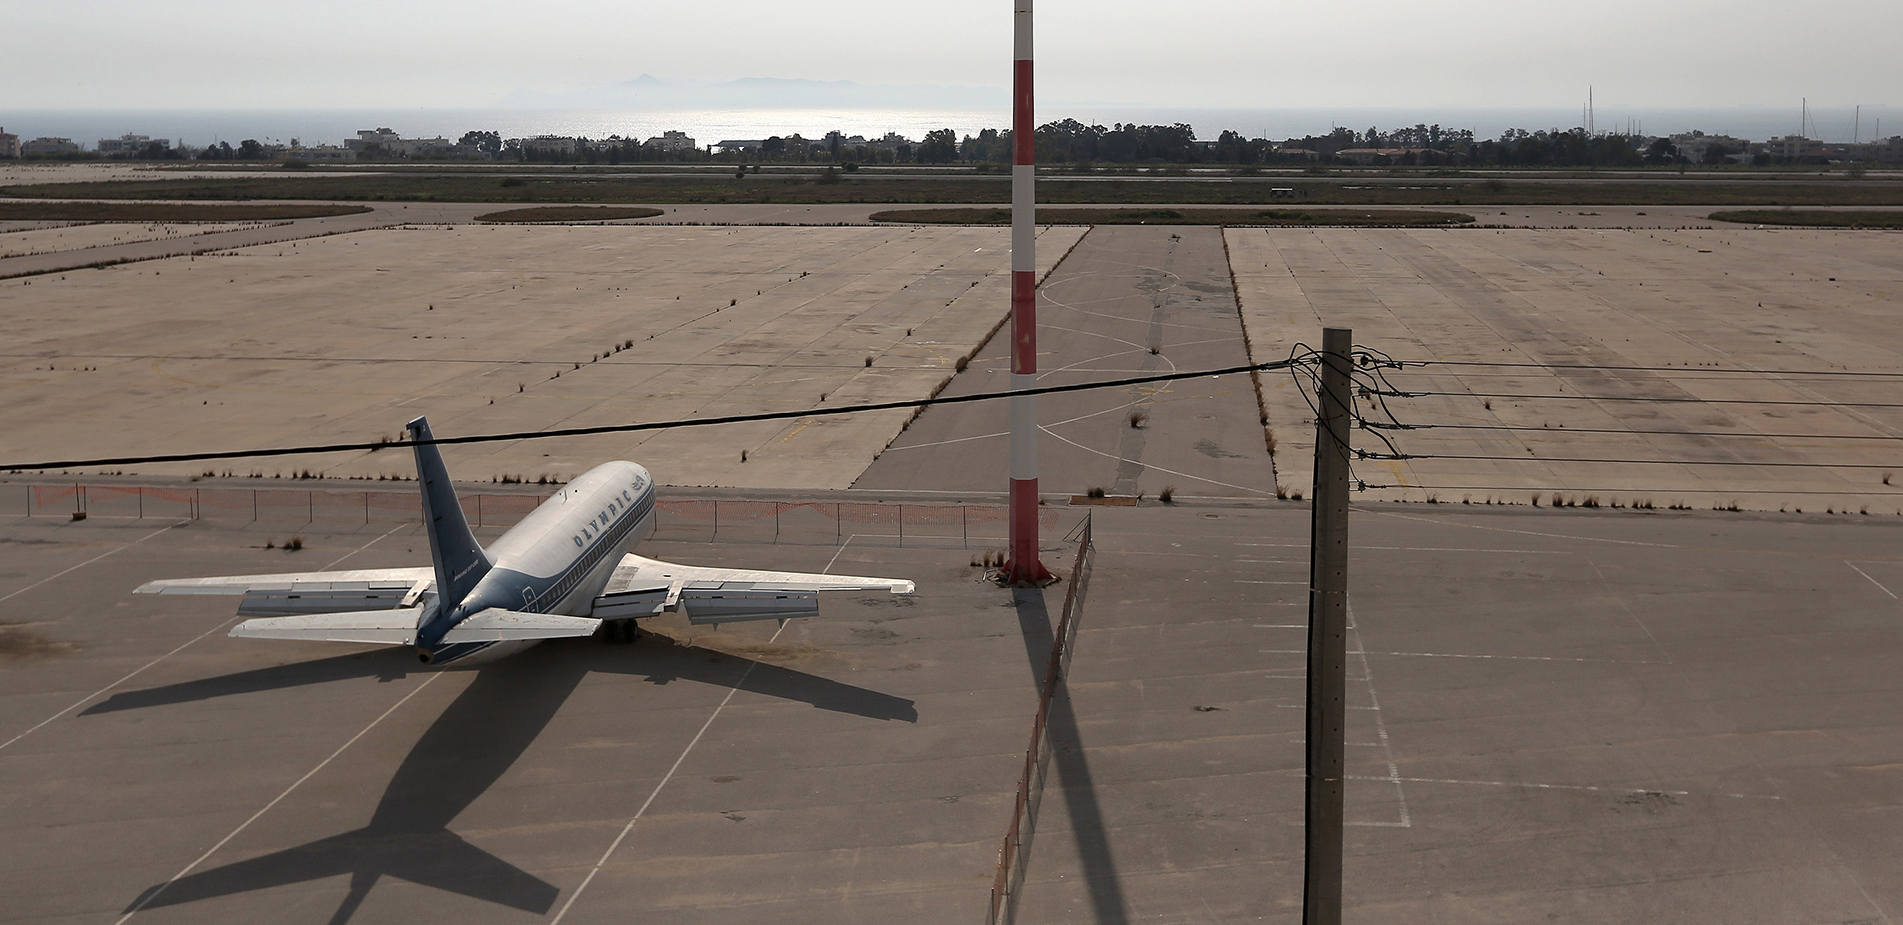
[3,121,1838,167]
[197,140,270,161]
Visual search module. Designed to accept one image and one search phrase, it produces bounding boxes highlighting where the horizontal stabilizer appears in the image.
[136,568,434,597]
[229,610,423,646]
[439,609,601,644]
[238,585,421,617]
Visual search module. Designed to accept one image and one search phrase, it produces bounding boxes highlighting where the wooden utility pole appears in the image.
[1303,327,1353,925]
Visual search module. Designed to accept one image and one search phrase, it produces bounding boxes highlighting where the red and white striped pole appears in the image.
[1002,0,1052,585]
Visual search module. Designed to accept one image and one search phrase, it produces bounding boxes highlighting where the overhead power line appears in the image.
[0,357,1315,473]
[1392,359,1903,378]
[1389,391,1903,409]
[1372,422,1902,441]
[1360,451,1899,470]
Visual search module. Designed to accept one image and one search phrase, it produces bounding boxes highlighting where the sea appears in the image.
[1,104,1893,150]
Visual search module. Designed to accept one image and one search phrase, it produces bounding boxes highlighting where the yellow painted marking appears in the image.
[778,420,815,444]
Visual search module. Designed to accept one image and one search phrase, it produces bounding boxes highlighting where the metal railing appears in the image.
[987,513,1095,925]
[9,483,1060,549]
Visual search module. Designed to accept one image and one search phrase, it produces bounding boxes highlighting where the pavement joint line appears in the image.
[115,671,445,924]
[1846,561,1899,600]
[551,620,790,925]
[1,523,403,754]
[1236,580,1305,584]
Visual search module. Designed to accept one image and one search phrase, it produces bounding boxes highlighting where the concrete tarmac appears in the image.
[1229,226,1903,513]
[4,199,1903,923]
[0,510,1071,925]
[857,225,1277,500]
[4,497,1902,924]
[1011,502,1903,924]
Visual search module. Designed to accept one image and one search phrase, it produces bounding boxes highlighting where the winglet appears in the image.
[407,416,491,612]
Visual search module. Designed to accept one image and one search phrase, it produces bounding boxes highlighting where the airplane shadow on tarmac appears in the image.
[102,633,916,923]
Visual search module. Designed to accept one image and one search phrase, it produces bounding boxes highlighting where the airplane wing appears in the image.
[135,568,435,617]
[603,554,913,594]
[594,554,912,625]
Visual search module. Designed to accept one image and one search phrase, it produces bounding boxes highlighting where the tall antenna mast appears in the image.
[1002,0,1052,586]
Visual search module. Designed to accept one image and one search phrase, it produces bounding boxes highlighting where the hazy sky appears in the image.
[8,0,1897,111]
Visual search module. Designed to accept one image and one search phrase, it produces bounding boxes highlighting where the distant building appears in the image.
[643,130,697,152]
[1273,147,1321,161]
[97,134,171,157]
[0,127,19,159]
[516,135,583,156]
[1332,147,1407,165]
[345,128,455,158]
[711,139,765,153]
[1764,135,1824,160]
[1667,131,1748,164]
[21,137,81,157]
[283,144,354,161]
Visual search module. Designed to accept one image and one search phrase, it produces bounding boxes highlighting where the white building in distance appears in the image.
[97,134,171,157]
[643,130,697,151]
[1667,131,1749,164]
[0,128,19,159]
[516,135,583,156]
[21,137,81,157]
[345,128,455,158]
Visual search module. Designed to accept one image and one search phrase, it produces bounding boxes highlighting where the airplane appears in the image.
[135,416,913,666]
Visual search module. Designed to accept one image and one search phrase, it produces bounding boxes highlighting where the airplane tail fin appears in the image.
[407,416,491,611]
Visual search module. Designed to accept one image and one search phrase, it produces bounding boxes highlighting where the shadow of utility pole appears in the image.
[1013,586,1131,925]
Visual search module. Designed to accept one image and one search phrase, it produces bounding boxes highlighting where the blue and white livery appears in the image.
[136,416,913,666]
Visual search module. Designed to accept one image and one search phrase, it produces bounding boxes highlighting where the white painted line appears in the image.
[1236,580,1305,585]
[117,672,444,923]
[1235,542,1570,555]
[1038,427,1273,495]
[551,621,789,925]
[1366,651,1654,664]
[823,534,858,575]
[1847,561,1898,600]
[0,523,178,605]
[1253,624,1307,628]
[1,523,409,753]
[1348,602,1410,828]
[320,524,409,570]
[1341,774,1789,800]
[2,617,231,753]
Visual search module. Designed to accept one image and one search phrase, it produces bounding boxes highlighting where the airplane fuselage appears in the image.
[418,461,656,666]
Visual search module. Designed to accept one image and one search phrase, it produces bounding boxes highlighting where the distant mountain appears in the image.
[495,76,1006,110]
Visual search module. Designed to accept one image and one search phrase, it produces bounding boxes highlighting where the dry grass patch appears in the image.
[475,206,665,222]
[1710,209,1903,228]
[0,201,369,222]
[870,207,1474,226]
